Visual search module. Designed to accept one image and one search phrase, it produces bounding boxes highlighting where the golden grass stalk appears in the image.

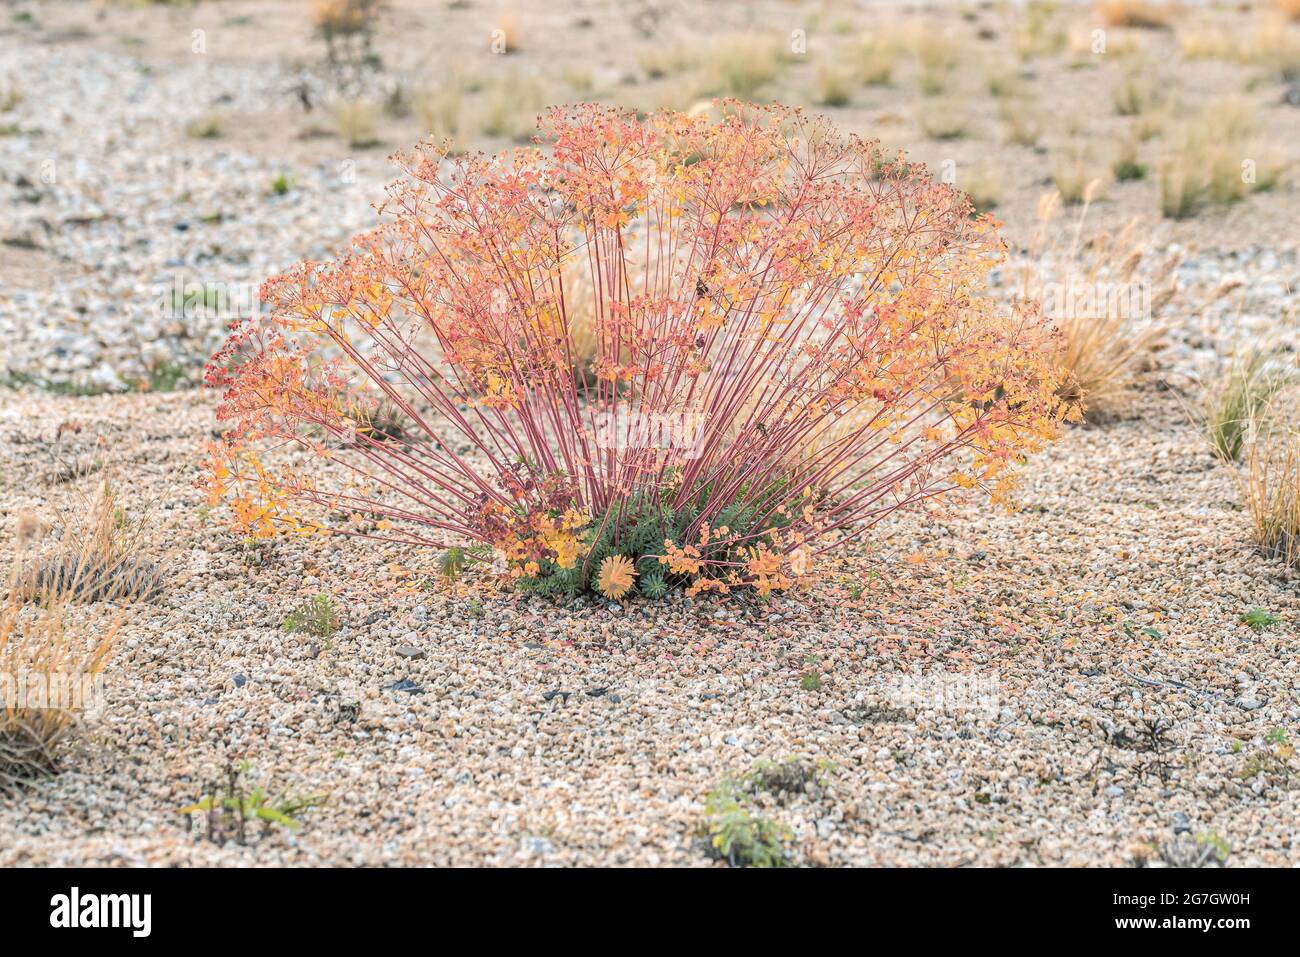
[1243,429,1300,571]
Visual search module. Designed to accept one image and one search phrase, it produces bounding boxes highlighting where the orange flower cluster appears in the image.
[201,101,1072,598]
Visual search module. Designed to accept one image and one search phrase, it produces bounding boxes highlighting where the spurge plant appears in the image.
[202,103,1070,601]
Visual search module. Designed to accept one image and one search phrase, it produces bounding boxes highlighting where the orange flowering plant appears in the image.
[202,102,1071,600]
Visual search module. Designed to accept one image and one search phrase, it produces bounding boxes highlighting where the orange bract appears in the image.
[203,102,1070,597]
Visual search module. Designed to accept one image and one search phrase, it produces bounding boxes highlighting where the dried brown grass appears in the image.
[1,483,142,791]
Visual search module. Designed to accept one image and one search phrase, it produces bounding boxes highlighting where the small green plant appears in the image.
[1195,830,1231,865]
[270,173,294,196]
[242,536,273,567]
[179,760,324,846]
[282,593,341,638]
[1241,607,1281,632]
[465,596,485,618]
[801,667,821,692]
[145,359,191,393]
[1237,732,1296,786]
[703,778,791,868]
[440,546,466,583]
[639,568,668,600]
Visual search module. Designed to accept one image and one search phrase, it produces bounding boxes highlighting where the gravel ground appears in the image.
[1,1,1298,866]
[0,386,1296,867]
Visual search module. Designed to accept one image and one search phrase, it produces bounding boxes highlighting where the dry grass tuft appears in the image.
[491,10,522,54]
[1179,23,1239,60]
[706,33,786,99]
[1240,19,1300,81]
[1112,62,1163,117]
[2,483,142,791]
[999,96,1043,147]
[1018,194,1174,419]
[1202,352,1298,463]
[919,100,971,140]
[815,66,852,107]
[24,480,164,606]
[481,72,546,142]
[414,70,468,144]
[332,97,381,148]
[0,77,21,113]
[1051,150,1107,205]
[1015,1,1068,59]
[1243,430,1300,572]
[859,35,898,86]
[1095,0,1175,31]
[1272,0,1300,22]
[312,0,382,39]
[1159,98,1279,219]
[914,30,961,95]
[962,164,1003,214]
